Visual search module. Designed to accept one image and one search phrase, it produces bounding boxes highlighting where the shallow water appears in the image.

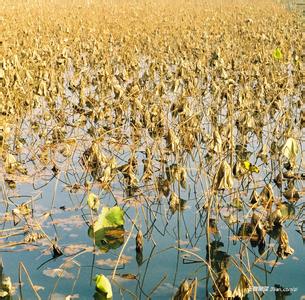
[0,172,304,299]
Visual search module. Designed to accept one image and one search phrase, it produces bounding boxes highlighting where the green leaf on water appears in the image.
[94,274,113,299]
[88,206,125,252]
[273,48,283,60]
[95,206,125,230]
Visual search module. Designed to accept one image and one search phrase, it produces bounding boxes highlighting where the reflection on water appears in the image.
[0,171,304,299]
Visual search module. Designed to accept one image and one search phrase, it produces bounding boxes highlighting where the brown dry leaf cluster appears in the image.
[0,0,304,299]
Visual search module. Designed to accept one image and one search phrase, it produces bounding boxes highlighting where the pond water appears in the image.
[0,154,304,299]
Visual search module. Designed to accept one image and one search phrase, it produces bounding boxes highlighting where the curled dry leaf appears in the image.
[250,190,260,206]
[260,184,274,208]
[232,274,251,298]
[277,228,294,259]
[169,192,180,213]
[213,160,233,190]
[283,184,300,202]
[173,279,197,300]
[118,273,137,280]
[136,230,143,252]
[282,137,300,167]
[213,269,231,298]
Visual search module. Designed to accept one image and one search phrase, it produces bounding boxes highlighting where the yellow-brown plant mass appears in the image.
[0,0,304,298]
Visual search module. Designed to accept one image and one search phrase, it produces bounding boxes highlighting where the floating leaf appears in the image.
[94,206,124,232]
[88,227,124,253]
[88,206,125,252]
[95,274,112,299]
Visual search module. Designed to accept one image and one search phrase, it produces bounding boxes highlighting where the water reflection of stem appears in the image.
[138,244,156,299]
[147,273,167,298]
[19,261,41,300]
[230,256,261,297]
[111,208,138,279]
[172,246,180,296]
[89,204,97,284]
[206,189,212,298]
[49,249,88,298]
[176,247,223,298]
[112,278,138,299]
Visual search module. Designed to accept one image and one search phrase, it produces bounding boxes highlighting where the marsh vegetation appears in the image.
[0,0,304,299]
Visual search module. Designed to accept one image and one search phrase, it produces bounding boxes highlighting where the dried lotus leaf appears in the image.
[213,160,233,190]
[277,228,294,259]
[136,230,143,252]
[213,269,231,298]
[283,185,300,202]
[169,192,180,213]
[232,274,251,299]
[260,184,274,208]
[174,279,197,300]
[250,190,260,206]
[282,137,300,167]
[157,177,170,197]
